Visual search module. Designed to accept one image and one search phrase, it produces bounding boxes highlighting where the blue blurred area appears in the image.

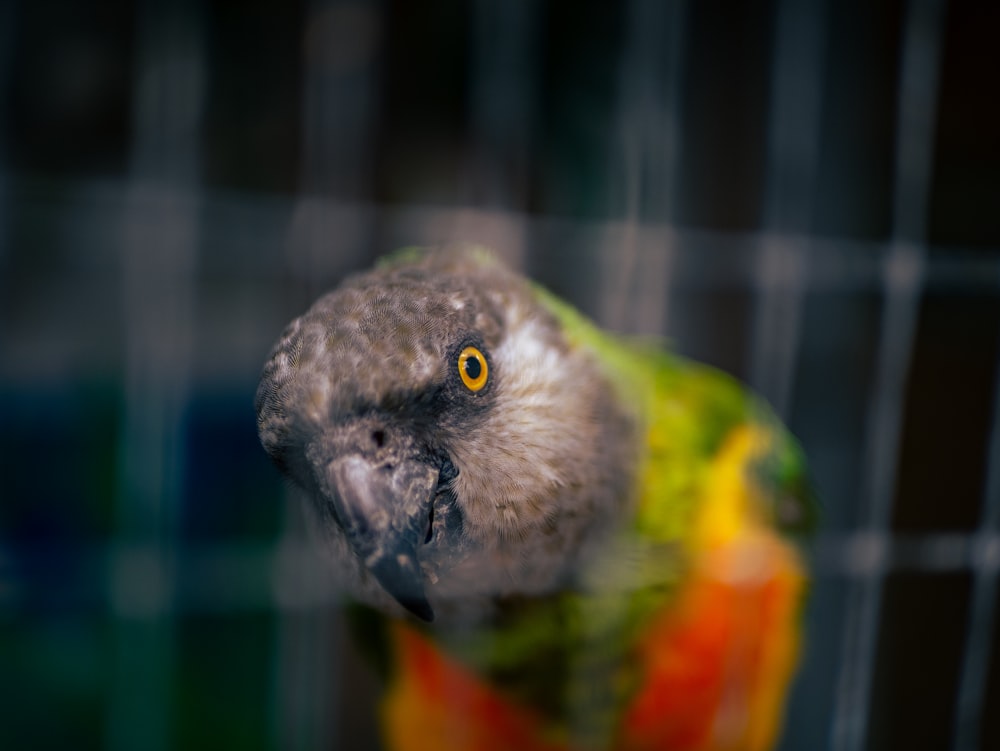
[180,389,285,541]
[1,384,118,545]
[0,378,287,749]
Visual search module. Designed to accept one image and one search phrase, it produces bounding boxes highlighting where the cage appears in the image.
[1,1,999,750]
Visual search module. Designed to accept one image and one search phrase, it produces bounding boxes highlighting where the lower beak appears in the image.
[326,454,438,622]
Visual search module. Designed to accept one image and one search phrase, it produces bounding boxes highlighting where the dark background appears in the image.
[2,1,999,750]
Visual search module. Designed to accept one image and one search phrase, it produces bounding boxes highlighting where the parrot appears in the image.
[255,247,814,751]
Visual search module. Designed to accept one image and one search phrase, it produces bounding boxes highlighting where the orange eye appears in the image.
[457,346,489,392]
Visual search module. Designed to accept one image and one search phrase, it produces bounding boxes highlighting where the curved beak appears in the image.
[326,455,438,622]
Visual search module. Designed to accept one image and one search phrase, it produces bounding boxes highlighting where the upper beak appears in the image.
[326,454,438,622]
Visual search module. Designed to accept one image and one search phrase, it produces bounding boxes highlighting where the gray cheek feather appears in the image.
[436,302,640,599]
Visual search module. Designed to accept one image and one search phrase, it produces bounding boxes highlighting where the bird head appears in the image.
[255,249,637,622]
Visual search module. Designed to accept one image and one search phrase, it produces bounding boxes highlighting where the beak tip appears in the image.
[368,551,435,623]
[401,597,435,623]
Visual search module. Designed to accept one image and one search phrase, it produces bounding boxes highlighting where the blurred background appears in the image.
[1,0,999,749]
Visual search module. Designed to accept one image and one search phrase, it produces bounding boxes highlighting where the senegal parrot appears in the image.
[255,248,814,751]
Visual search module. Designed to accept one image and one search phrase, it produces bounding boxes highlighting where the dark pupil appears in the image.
[464,356,482,380]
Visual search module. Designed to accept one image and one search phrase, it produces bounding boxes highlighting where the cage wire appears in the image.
[1,1,999,750]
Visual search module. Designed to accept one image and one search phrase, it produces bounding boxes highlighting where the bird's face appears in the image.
[256,252,636,622]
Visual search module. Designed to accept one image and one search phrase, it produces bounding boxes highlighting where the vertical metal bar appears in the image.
[289,0,383,295]
[274,2,385,748]
[952,288,1000,750]
[830,2,945,750]
[106,2,204,749]
[602,0,687,335]
[457,0,538,267]
[272,501,339,751]
[0,0,12,267]
[469,0,536,211]
[749,0,827,419]
[829,246,923,751]
[563,2,687,742]
[300,0,381,200]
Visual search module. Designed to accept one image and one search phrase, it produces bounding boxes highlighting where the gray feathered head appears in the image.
[256,249,636,621]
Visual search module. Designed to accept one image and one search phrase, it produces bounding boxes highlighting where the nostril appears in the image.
[371,429,386,448]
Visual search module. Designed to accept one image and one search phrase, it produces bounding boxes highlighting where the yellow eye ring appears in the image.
[457,346,489,392]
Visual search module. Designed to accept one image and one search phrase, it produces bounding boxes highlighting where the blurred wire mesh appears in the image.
[2,1,999,750]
